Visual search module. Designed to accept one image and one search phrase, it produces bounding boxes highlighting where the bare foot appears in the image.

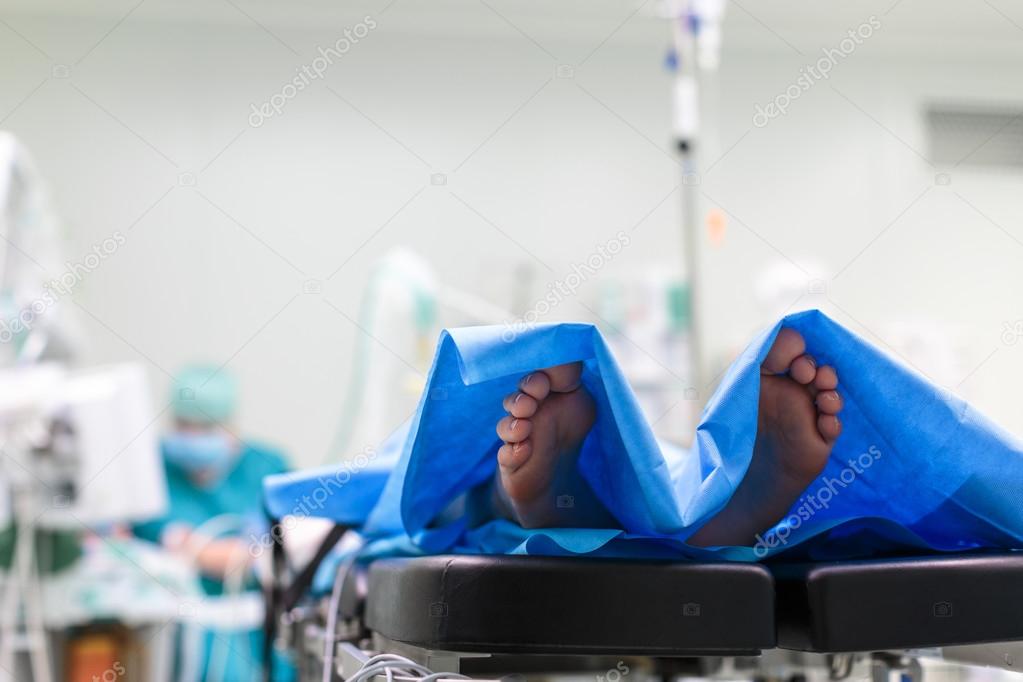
[494,362,614,528]
[688,327,843,546]
[492,327,843,543]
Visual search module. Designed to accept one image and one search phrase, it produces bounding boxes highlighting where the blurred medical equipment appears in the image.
[598,272,698,444]
[328,250,437,464]
[42,535,201,682]
[0,362,167,681]
[0,132,80,366]
[0,132,176,681]
[0,363,169,527]
[663,0,727,397]
[659,4,970,407]
[684,259,829,380]
[328,249,514,464]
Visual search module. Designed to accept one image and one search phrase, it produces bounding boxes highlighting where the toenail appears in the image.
[522,374,534,386]
[510,418,520,430]
[514,393,522,404]
[805,355,817,367]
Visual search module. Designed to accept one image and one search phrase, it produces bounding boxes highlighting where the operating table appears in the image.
[259,310,1023,681]
[265,530,1023,682]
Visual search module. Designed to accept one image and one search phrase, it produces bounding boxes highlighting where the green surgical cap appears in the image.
[170,365,237,424]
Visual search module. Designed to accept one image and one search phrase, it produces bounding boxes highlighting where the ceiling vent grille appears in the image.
[927,105,1023,168]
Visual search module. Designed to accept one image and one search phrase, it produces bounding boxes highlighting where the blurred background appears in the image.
[2,1,1023,678]
[3,0,1023,463]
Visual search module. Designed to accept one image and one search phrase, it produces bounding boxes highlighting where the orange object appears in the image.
[707,208,727,247]
[66,632,121,682]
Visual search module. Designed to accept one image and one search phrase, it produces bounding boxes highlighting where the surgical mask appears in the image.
[162,432,236,480]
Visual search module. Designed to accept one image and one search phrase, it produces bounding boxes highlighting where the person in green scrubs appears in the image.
[134,365,295,681]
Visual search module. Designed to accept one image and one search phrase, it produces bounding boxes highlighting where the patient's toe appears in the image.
[761,328,806,375]
[498,441,532,472]
[503,391,538,418]
[814,365,838,391]
[817,414,842,441]
[543,361,584,393]
[497,416,532,443]
[815,390,842,414]
[519,372,550,401]
[790,354,817,384]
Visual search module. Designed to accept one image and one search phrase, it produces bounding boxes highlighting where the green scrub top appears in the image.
[134,442,295,681]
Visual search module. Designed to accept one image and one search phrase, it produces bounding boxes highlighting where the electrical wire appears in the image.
[318,553,473,682]
[322,553,357,682]
[346,653,471,682]
[182,513,254,682]
[208,536,252,682]
[313,541,475,682]
[419,672,473,682]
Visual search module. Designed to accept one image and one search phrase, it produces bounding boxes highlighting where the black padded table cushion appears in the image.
[773,552,1023,652]
[365,554,775,656]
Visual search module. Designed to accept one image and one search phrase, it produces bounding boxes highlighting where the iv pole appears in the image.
[667,0,726,402]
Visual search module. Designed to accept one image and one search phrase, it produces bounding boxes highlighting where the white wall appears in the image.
[2,0,1022,468]
[0,1,685,466]
[697,1,1023,438]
